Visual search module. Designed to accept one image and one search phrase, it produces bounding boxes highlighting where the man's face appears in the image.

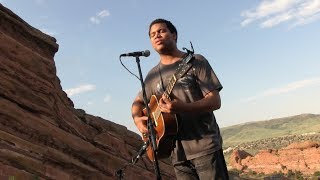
[149,23,177,54]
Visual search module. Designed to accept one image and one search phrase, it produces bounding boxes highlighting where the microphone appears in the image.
[120,50,150,57]
[131,141,149,164]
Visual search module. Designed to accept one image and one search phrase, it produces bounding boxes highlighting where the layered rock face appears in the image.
[230,141,320,175]
[0,3,175,180]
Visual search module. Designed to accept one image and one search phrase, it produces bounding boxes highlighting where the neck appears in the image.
[159,50,185,65]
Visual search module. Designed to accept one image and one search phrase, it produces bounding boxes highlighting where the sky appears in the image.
[2,0,320,134]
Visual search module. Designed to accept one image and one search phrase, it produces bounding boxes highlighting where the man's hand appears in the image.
[133,115,148,135]
[158,90,221,114]
[159,95,185,113]
[132,96,149,137]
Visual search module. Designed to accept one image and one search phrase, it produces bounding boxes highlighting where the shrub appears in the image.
[313,171,320,176]
[287,170,304,180]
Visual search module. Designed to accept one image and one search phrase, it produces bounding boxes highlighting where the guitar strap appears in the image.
[173,52,194,80]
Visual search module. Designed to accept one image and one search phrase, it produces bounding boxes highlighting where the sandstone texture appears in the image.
[0,3,175,180]
[230,140,320,176]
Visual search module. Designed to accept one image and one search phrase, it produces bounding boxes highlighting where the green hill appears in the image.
[220,113,320,148]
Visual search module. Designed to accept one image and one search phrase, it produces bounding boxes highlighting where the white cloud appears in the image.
[260,10,294,28]
[242,77,320,102]
[40,28,57,36]
[64,84,96,97]
[90,9,110,24]
[103,94,111,103]
[97,10,110,18]
[241,0,320,28]
[90,17,100,24]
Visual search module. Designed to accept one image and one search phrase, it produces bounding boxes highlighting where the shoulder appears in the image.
[193,54,208,62]
[191,54,214,72]
[147,63,160,74]
[192,54,210,65]
[193,54,206,60]
[144,63,159,81]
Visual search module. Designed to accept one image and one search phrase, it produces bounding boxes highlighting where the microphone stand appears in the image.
[135,56,162,180]
[115,140,148,180]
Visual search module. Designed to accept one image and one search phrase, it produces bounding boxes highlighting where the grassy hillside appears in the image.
[220,113,320,148]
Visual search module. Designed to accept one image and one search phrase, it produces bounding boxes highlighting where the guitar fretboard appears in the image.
[164,53,193,98]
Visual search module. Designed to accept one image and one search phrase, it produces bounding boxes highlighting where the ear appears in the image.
[173,33,177,42]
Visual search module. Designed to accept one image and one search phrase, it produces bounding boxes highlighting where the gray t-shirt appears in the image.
[138,54,223,163]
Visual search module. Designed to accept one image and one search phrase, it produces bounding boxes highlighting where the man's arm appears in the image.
[159,90,221,113]
[131,96,148,134]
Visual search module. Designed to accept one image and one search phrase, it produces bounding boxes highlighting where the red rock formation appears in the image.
[229,150,252,171]
[230,141,320,176]
[0,3,175,179]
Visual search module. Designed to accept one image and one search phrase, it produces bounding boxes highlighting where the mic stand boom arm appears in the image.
[135,56,162,180]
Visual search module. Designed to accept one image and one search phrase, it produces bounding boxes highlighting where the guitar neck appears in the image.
[163,75,177,100]
[163,52,194,100]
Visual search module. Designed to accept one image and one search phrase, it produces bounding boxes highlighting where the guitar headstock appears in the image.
[182,41,194,55]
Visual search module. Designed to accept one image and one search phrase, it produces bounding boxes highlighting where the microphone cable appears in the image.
[119,56,141,81]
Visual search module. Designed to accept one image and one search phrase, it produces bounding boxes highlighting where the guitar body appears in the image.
[142,95,178,161]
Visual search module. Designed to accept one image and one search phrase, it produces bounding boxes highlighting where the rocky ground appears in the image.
[225,133,320,179]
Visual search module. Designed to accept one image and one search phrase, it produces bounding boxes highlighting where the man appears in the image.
[132,18,229,180]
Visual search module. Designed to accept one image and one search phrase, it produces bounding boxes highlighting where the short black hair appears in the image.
[148,18,178,41]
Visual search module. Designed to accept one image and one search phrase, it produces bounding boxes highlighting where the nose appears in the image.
[154,32,162,39]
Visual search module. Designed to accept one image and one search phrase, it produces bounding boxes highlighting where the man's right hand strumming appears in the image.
[132,96,149,138]
[133,115,148,136]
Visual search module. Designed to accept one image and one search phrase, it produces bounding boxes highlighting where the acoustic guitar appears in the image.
[142,52,194,161]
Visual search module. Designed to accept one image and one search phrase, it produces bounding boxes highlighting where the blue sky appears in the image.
[2,0,320,134]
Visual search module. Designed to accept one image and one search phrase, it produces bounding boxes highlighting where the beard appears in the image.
[154,42,176,55]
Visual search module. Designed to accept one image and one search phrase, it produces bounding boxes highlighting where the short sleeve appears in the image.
[193,55,223,96]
